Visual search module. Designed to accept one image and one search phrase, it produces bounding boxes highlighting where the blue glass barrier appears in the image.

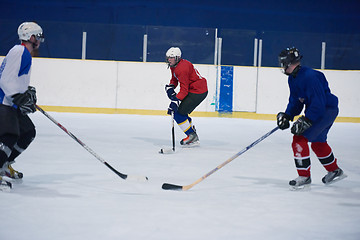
[85,24,145,61]
[260,31,323,69]
[219,29,257,66]
[322,33,360,70]
[0,20,359,70]
[146,26,215,64]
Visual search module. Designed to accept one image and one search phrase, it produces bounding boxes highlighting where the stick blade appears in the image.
[126,175,149,182]
[162,183,183,191]
[159,148,175,154]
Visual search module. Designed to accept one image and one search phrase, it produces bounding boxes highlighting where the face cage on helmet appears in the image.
[34,32,45,42]
[166,56,181,67]
[278,56,291,73]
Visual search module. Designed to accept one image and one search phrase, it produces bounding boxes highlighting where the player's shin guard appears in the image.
[311,142,339,172]
[0,134,18,171]
[292,135,311,177]
[174,112,194,135]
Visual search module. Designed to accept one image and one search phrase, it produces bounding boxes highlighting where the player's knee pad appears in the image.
[0,142,12,160]
[0,134,18,162]
[0,134,19,150]
[173,112,187,124]
[292,135,309,158]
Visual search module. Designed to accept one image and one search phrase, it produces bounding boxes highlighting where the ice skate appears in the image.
[289,176,311,190]
[4,164,23,179]
[322,168,347,185]
[0,176,12,192]
[180,132,200,147]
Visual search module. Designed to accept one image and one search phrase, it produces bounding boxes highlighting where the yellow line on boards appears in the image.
[36,105,360,123]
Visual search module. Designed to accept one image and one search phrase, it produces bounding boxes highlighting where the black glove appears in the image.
[165,84,177,101]
[277,112,291,130]
[12,86,37,115]
[167,100,179,115]
[291,116,312,135]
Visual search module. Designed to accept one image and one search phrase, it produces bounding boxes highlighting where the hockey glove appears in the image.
[167,100,179,115]
[12,86,37,115]
[165,84,178,101]
[277,112,291,130]
[291,116,312,135]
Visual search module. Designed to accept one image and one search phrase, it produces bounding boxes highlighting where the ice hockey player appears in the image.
[277,47,346,190]
[165,47,208,146]
[0,22,44,191]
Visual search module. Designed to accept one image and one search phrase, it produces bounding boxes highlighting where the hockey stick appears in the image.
[172,113,175,151]
[162,126,280,191]
[35,105,148,182]
[159,112,175,154]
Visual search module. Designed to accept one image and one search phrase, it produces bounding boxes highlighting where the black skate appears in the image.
[322,168,347,185]
[180,132,200,147]
[289,176,311,190]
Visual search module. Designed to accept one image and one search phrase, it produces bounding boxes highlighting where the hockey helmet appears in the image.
[166,47,182,67]
[18,22,44,42]
[278,47,302,72]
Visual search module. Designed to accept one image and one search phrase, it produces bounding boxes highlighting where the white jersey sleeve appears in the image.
[0,45,32,107]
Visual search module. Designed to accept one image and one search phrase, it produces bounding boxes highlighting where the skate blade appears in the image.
[289,184,311,191]
[0,186,11,192]
[3,175,23,184]
[8,178,23,184]
[324,173,348,185]
[181,141,200,148]
[0,181,12,192]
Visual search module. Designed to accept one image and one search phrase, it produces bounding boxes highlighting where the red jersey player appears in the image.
[165,47,208,146]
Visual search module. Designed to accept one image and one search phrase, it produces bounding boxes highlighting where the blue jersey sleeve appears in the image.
[19,49,32,77]
[285,79,304,120]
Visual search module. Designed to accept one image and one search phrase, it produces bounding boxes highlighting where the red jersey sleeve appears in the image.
[169,69,179,88]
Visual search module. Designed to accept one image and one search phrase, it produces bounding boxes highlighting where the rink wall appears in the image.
[1,56,359,122]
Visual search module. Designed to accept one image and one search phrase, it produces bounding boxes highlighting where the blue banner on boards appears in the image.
[218,66,234,112]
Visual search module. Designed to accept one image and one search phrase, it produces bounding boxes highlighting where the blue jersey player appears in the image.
[0,22,44,191]
[276,47,346,190]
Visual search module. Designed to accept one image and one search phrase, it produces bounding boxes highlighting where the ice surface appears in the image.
[1,112,359,240]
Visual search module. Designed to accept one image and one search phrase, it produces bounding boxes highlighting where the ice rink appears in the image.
[1,111,360,240]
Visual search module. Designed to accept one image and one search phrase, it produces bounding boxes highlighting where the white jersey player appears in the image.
[0,22,44,191]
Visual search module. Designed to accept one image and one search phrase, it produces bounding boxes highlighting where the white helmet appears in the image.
[166,47,181,58]
[18,22,44,42]
[166,47,182,67]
